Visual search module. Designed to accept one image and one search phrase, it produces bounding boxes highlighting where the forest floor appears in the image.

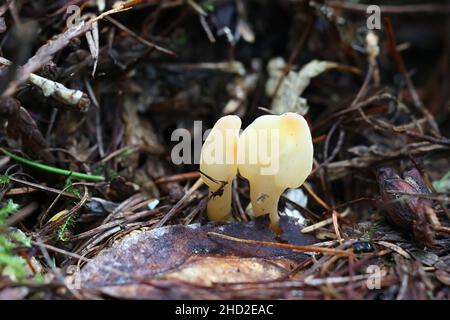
[0,0,449,299]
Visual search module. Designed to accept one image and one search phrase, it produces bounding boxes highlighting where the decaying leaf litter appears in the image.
[0,0,449,300]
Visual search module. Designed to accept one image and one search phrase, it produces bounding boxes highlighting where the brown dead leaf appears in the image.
[0,97,55,162]
[80,220,317,299]
[164,256,291,286]
[378,167,435,246]
[123,98,165,154]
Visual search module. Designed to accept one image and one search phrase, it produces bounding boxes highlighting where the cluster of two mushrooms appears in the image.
[200,112,314,233]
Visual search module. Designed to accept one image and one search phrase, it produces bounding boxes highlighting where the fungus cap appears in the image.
[200,115,241,221]
[238,112,313,231]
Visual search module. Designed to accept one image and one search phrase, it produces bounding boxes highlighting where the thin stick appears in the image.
[154,178,204,228]
[302,183,331,211]
[269,17,314,106]
[0,57,89,110]
[155,171,200,184]
[331,210,343,243]
[8,177,79,199]
[104,16,176,57]
[384,18,439,133]
[301,209,350,233]
[208,232,353,257]
[30,240,90,262]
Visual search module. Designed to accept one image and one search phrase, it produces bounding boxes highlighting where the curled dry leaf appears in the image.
[377,167,435,246]
[0,97,54,162]
[267,58,344,115]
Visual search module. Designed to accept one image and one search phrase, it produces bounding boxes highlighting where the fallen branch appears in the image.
[0,57,90,111]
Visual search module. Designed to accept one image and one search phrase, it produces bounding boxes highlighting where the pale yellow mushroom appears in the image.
[200,115,241,221]
[238,112,313,232]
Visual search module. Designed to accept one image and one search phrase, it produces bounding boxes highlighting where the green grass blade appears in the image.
[1,148,105,182]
